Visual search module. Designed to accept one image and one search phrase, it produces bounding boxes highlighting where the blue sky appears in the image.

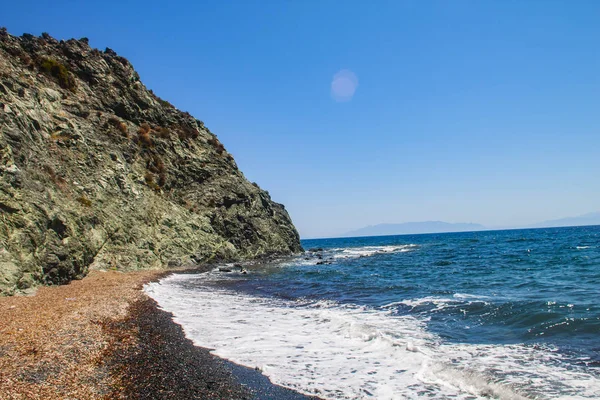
[4,1,599,238]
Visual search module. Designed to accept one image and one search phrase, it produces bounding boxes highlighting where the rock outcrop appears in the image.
[0,29,302,295]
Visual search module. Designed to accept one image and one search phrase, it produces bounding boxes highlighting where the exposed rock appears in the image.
[0,30,302,295]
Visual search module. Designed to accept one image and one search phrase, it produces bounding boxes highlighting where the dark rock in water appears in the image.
[233,263,244,270]
[0,30,303,295]
[308,248,324,252]
[218,268,233,273]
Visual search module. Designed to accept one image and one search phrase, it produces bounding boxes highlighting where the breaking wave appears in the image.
[145,274,600,399]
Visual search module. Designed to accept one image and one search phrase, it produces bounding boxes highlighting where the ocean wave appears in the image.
[274,245,420,268]
[383,294,491,313]
[329,244,418,260]
[145,275,600,399]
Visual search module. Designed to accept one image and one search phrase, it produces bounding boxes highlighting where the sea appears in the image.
[145,226,600,399]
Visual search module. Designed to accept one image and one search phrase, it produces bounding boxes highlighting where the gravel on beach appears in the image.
[0,269,318,399]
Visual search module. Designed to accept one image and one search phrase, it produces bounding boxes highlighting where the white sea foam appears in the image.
[145,274,600,399]
[386,296,456,311]
[329,244,418,260]
[383,295,490,313]
[275,245,418,268]
[453,293,490,300]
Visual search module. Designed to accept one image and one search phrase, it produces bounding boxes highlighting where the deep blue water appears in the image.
[231,226,600,364]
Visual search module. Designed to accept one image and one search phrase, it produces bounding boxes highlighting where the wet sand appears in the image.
[0,269,318,399]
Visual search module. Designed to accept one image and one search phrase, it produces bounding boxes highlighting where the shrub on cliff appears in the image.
[144,172,160,191]
[147,155,166,174]
[137,123,153,147]
[76,195,92,207]
[177,126,199,141]
[39,58,77,91]
[157,127,170,139]
[208,137,225,154]
[107,117,128,136]
[146,155,167,187]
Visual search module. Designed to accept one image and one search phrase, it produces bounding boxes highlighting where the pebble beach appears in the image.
[0,269,316,399]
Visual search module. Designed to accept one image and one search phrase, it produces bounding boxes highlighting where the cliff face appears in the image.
[0,30,302,295]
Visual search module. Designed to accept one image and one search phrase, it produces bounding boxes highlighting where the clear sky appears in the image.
[3,1,599,238]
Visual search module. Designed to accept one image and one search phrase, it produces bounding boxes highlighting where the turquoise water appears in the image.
[147,226,600,399]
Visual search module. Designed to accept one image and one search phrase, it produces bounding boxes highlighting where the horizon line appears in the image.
[300,223,600,241]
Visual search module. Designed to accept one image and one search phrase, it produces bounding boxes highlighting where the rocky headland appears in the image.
[0,29,302,295]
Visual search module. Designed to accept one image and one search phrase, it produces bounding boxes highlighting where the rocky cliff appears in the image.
[0,29,302,295]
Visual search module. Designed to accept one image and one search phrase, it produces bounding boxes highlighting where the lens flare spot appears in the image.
[331,69,358,102]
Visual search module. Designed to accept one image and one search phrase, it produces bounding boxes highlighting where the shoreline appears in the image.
[0,268,318,399]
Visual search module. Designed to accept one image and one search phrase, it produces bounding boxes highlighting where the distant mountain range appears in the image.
[342,212,600,238]
[532,212,600,228]
[343,221,485,237]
